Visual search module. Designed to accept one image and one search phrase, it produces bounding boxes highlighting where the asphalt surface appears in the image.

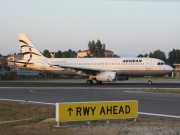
[0,79,180,119]
[0,79,180,88]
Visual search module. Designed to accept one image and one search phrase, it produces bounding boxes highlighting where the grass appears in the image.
[0,101,55,122]
[145,89,180,94]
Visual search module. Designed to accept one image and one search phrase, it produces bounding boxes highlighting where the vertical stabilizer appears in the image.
[18,33,44,60]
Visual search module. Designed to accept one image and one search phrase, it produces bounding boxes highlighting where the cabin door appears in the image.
[146,59,151,69]
[41,60,46,69]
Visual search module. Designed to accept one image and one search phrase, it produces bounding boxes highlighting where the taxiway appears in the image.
[0,80,180,119]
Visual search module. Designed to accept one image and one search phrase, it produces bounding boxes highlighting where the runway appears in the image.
[0,80,180,119]
[0,79,180,88]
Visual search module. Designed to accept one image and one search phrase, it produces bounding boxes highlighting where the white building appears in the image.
[173,63,180,78]
[7,55,23,70]
[77,49,119,58]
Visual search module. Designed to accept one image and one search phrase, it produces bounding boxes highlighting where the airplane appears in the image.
[13,33,173,85]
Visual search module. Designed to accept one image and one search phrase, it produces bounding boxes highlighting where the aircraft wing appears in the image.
[61,65,101,72]
[49,63,102,74]
[9,60,34,64]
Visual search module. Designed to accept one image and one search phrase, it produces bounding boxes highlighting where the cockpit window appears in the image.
[157,62,167,65]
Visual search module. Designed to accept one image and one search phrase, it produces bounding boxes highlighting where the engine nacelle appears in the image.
[95,71,117,82]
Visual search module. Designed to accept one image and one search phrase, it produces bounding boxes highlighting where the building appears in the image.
[0,58,8,70]
[17,70,41,77]
[173,63,180,78]
[77,49,119,58]
[7,55,23,70]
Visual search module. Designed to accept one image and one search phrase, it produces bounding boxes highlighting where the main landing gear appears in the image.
[86,80,103,85]
[86,80,93,85]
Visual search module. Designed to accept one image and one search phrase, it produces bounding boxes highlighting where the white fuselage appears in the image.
[23,57,173,76]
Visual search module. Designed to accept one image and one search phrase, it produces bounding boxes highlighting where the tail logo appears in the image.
[19,39,41,61]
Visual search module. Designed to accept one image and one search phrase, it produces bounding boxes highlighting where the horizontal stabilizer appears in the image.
[9,60,34,64]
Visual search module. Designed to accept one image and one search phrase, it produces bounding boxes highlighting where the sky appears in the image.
[0,0,180,57]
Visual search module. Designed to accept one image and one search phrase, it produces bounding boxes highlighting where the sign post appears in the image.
[56,100,138,123]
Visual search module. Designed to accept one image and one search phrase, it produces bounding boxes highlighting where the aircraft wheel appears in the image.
[86,80,93,85]
[148,81,152,85]
[96,81,102,84]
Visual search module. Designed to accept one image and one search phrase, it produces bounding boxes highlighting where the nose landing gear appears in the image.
[148,78,152,85]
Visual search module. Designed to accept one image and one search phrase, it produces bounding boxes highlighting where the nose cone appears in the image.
[170,66,173,71]
[168,65,173,73]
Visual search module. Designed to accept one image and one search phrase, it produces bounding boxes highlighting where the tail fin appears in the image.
[18,33,44,60]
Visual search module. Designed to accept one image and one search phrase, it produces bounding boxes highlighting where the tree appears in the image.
[149,50,167,62]
[137,54,143,57]
[144,54,149,57]
[137,53,148,57]
[168,49,180,67]
[71,50,77,57]
[87,39,106,57]
[54,50,63,58]
[88,40,96,57]
[42,50,51,58]
[63,51,70,58]
[0,54,2,58]
[68,49,73,57]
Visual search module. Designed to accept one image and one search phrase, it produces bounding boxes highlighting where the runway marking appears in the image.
[124,91,180,95]
[0,98,55,105]
[124,91,150,94]
[138,112,180,119]
[0,87,180,90]
[0,98,180,119]
[29,90,101,97]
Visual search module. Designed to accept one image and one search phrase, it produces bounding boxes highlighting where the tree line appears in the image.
[42,49,77,58]
[42,39,106,58]
[137,49,180,67]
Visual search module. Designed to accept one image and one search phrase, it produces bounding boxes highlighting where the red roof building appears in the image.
[77,49,119,58]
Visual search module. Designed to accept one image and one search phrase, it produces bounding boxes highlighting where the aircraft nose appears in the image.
[168,66,173,72]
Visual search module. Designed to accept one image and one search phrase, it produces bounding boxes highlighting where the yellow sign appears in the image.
[56,100,138,122]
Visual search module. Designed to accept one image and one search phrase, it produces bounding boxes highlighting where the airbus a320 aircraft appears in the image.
[13,33,173,85]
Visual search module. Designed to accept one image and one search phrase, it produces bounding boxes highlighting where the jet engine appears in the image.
[95,71,117,82]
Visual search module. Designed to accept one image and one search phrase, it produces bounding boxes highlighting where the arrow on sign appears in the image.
[67,108,73,116]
